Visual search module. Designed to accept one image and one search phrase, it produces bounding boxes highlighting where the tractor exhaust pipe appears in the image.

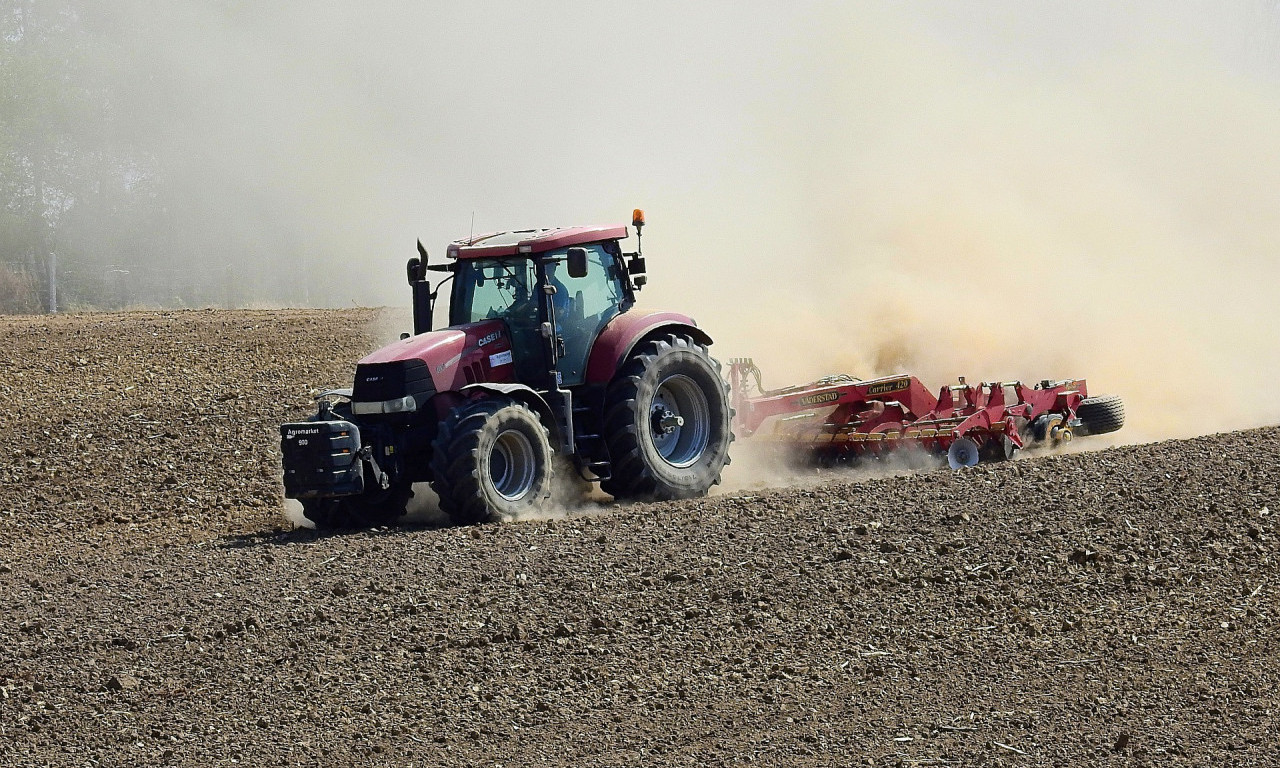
[409,240,434,335]
[411,280,433,335]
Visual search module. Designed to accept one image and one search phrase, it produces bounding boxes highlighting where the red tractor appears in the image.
[281,211,734,528]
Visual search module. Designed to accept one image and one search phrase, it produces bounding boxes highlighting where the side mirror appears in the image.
[567,247,589,279]
[406,257,422,285]
[627,257,646,275]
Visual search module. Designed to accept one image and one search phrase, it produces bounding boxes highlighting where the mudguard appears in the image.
[459,382,559,441]
[584,310,713,385]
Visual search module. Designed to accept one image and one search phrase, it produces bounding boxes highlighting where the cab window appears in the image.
[450,259,538,326]
[545,245,626,323]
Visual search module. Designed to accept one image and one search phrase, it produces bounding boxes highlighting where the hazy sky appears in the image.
[110,2,1273,296]
[88,1,1280,438]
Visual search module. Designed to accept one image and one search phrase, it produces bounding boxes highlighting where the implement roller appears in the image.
[729,359,1124,468]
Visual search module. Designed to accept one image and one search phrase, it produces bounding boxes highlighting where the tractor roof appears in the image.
[446,225,628,260]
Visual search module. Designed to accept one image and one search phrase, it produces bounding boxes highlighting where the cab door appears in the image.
[545,244,628,387]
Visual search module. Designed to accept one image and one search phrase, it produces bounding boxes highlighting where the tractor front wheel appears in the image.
[430,398,554,525]
[301,479,412,531]
[600,334,733,501]
[301,498,348,530]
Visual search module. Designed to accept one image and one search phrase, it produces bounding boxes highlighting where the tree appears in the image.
[0,0,163,311]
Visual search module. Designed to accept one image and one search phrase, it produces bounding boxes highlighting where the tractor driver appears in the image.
[504,274,539,326]
[498,266,546,381]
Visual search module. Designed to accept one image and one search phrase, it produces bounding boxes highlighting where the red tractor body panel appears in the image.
[584,310,711,385]
[446,225,630,259]
[357,319,517,392]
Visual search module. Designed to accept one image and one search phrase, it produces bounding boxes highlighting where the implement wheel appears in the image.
[1077,394,1125,436]
[1031,414,1063,444]
[600,334,733,501]
[430,398,553,525]
[979,434,1016,463]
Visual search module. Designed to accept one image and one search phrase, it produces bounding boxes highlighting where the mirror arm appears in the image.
[430,273,454,301]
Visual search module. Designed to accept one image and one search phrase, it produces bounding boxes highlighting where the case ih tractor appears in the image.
[281,211,733,528]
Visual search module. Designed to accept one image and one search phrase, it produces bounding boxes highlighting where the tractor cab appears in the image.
[407,218,648,389]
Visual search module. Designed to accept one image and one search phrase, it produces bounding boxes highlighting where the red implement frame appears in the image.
[729,359,1088,465]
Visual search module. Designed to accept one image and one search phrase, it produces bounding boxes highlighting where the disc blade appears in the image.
[948,437,980,469]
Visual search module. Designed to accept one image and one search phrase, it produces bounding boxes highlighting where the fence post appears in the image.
[47,251,57,314]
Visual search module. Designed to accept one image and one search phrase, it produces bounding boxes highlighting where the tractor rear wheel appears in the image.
[600,334,733,501]
[1077,394,1125,436]
[430,398,553,525]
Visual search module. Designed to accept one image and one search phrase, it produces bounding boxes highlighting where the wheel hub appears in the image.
[649,374,711,468]
[652,408,685,435]
[490,428,536,501]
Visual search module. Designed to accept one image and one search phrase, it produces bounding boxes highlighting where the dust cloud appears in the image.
[640,3,1280,444]
[49,2,1280,445]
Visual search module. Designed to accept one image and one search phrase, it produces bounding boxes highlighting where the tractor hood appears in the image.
[355,319,515,398]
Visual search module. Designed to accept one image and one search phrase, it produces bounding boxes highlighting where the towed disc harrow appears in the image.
[729,359,1124,469]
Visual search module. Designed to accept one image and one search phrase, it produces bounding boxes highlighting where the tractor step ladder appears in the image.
[572,401,613,481]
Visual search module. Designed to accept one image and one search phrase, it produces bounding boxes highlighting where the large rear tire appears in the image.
[1077,394,1125,436]
[600,334,733,501]
[430,398,554,525]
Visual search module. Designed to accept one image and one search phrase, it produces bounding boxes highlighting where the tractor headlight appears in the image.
[351,395,417,415]
[384,395,417,413]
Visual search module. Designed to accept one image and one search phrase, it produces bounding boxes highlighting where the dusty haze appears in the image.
[38,1,1280,441]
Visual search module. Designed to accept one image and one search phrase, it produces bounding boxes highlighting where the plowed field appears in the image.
[1,310,1276,767]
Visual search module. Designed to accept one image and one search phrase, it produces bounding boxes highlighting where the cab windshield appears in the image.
[450,258,538,326]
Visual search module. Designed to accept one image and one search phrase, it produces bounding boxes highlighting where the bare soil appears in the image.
[1,309,1276,767]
